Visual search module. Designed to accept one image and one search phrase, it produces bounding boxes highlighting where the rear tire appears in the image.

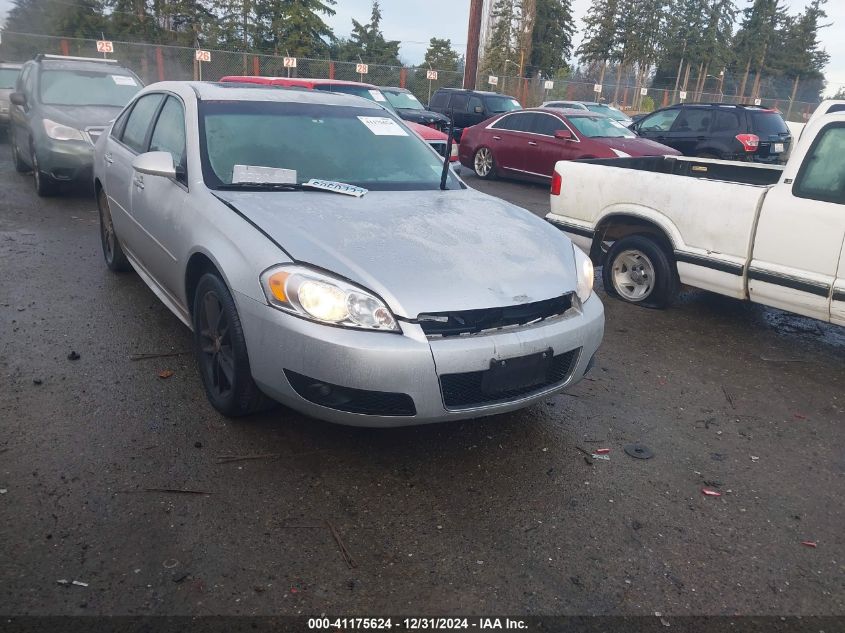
[192,272,274,417]
[602,234,677,309]
[11,138,28,173]
[97,187,132,272]
[473,147,496,179]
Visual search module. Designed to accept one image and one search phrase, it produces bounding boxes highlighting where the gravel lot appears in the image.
[1,144,843,617]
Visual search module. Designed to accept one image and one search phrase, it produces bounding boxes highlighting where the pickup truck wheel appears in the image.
[603,235,677,309]
[193,273,275,417]
[473,147,496,179]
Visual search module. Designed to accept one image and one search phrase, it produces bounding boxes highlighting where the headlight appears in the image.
[611,148,631,158]
[43,118,85,141]
[573,245,594,303]
[260,264,399,332]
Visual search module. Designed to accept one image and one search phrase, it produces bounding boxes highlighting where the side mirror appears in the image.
[474,106,483,114]
[554,129,573,140]
[10,92,26,107]
[132,151,176,179]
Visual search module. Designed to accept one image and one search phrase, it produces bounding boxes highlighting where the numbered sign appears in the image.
[96,40,114,54]
[640,87,648,96]
[356,63,369,74]
[195,49,211,62]
[593,83,602,93]
[544,80,554,90]
[426,69,438,81]
[679,90,687,100]
[283,57,297,68]
[488,75,498,86]
[754,98,762,106]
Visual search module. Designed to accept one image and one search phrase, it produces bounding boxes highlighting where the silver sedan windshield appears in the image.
[199,101,457,190]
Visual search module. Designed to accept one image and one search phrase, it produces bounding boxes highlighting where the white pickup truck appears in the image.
[546,111,845,326]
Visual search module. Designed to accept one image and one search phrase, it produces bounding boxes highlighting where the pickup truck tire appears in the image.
[603,235,677,309]
[473,147,496,179]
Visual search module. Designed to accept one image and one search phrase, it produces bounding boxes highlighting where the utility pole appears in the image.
[464,0,483,90]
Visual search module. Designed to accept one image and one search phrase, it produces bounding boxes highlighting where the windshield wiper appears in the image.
[217,179,369,197]
[217,182,305,191]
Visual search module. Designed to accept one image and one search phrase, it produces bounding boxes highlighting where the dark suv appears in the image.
[428,88,521,140]
[9,54,142,195]
[631,103,792,163]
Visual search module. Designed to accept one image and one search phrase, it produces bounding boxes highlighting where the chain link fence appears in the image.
[0,30,823,121]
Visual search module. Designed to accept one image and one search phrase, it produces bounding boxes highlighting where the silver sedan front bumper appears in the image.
[237,292,604,427]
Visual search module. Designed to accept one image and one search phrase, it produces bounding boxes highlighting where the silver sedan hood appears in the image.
[216,188,578,318]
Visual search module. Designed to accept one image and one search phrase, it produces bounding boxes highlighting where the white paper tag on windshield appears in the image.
[304,179,368,197]
[232,165,297,184]
[111,75,138,86]
[368,89,387,102]
[408,94,420,102]
[357,116,407,136]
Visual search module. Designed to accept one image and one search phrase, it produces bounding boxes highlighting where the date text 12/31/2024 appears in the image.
[307,618,528,630]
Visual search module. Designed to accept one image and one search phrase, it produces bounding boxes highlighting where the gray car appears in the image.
[9,54,142,195]
[0,62,23,128]
[93,82,604,427]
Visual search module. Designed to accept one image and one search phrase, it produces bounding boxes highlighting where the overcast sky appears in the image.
[1,0,842,92]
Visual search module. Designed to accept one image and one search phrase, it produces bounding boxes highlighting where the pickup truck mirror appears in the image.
[132,151,176,179]
[554,129,573,140]
[10,92,26,107]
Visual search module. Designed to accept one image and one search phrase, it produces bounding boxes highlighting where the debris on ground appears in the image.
[67,351,80,361]
[194,441,202,449]
[591,453,610,461]
[800,541,818,548]
[115,488,212,495]
[129,351,190,361]
[163,559,179,569]
[594,448,611,455]
[722,386,735,409]
[750,455,759,462]
[0,489,7,494]
[215,453,280,464]
[574,446,594,465]
[33,379,42,385]
[56,579,88,587]
[701,488,722,497]
[793,413,808,420]
[326,520,356,569]
[158,370,175,379]
[624,444,654,460]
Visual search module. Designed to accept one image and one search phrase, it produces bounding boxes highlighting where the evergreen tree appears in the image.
[423,38,460,71]
[576,0,619,68]
[527,0,574,77]
[335,1,400,65]
[262,0,336,57]
[481,0,520,77]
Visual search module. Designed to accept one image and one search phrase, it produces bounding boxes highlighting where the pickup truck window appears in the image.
[640,109,679,132]
[793,123,845,205]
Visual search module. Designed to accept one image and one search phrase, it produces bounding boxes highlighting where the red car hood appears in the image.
[598,136,680,156]
[409,121,446,141]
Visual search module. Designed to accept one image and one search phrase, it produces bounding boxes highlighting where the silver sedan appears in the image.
[93,81,604,426]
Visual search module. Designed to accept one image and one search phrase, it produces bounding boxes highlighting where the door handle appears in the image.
[528,141,538,146]
[492,135,502,140]
[104,152,113,165]
[133,175,144,190]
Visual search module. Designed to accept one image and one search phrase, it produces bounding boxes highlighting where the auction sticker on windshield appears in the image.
[233,165,297,184]
[358,116,408,136]
[111,75,138,86]
[368,90,387,102]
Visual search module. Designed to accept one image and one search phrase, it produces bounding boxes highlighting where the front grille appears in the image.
[429,141,448,157]
[284,370,416,416]
[418,294,573,337]
[440,348,580,409]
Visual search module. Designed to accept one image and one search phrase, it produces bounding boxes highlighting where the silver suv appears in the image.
[0,62,23,128]
[9,54,142,195]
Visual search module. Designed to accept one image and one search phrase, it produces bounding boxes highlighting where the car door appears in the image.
[449,93,470,130]
[523,112,580,178]
[487,112,533,174]
[666,107,712,156]
[105,92,165,258]
[749,121,845,322]
[129,94,190,297]
[11,64,33,164]
[634,108,681,149]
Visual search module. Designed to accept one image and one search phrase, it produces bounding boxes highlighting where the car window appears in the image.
[0,68,19,89]
[484,95,521,113]
[429,91,449,109]
[711,109,741,133]
[450,94,469,113]
[639,109,680,132]
[110,106,132,140]
[751,111,789,136]
[468,96,483,114]
[149,96,187,175]
[569,116,636,138]
[792,123,845,204]
[121,93,164,153]
[672,108,711,133]
[383,90,424,111]
[491,112,533,132]
[22,65,34,96]
[39,69,141,107]
[533,113,566,136]
[17,66,30,93]
[828,104,845,114]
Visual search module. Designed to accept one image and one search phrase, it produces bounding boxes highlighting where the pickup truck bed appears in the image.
[580,155,783,186]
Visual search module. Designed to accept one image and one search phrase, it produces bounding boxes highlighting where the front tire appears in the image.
[97,187,132,272]
[602,234,677,309]
[11,138,28,172]
[32,150,56,197]
[192,273,273,417]
[473,147,496,179]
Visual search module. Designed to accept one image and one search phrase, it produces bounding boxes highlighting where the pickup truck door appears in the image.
[748,121,845,322]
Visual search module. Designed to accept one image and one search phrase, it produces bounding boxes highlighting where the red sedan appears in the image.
[459,108,680,182]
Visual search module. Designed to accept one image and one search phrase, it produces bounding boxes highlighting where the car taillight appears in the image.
[736,133,760,152]
[551,171,562,196]
[450,143,459,161]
